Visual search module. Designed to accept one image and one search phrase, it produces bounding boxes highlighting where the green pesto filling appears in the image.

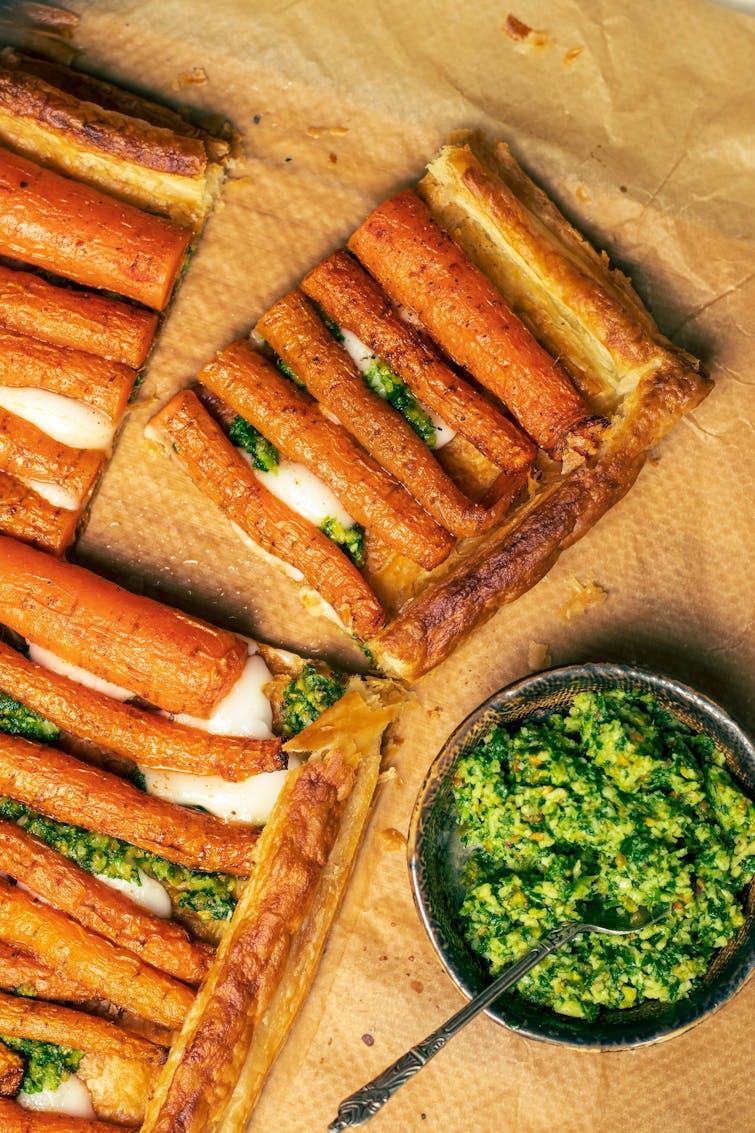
[0,692,59,743]
[2,1035,83,1095]
[362,357,437,448]
[228,414,280,472]
[275,356,305,387]
[0,798,237,923]
[280,663,347,738]
[453,689,755,1020]
[320,516,366,568]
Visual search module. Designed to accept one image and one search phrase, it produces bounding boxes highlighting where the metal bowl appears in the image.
[408,662,755,1049]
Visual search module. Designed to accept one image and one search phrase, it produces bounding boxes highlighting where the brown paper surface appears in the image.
[37,0,755,1129]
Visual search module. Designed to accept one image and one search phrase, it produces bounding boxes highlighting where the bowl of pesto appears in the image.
[408,663,755,1048]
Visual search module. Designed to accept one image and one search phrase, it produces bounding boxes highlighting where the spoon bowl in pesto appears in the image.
[408,662,755,1050]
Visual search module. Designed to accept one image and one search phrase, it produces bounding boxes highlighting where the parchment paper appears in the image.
[41,0,755,1129]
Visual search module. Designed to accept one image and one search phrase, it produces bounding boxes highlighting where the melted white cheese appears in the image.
[245,453,354,529]
[22,477,80,511]
[173,650,274,738]
[141,759,301,826]
[0,387,114,450]
[18,1075,95,1118]
[27,642,134,701]
[95,869,172,919]
[339,328,455,448]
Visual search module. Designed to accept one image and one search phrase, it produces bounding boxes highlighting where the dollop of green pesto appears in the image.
[280,663,347,738]
[362,358,437,448]
[0,692,59,743]
[453,689,755,1020]
[2,1035,83,1095]
[0,798,237,922]
[228,414,280,472]
[320,516,366,568]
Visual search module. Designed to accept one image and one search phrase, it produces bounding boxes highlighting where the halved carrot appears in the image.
[348,189,604,457]
[0,821,211,986]
[0,263,157,367]
[0,640,283,781]
[0,470,77,555]
[0,328,137,421]
[0,941,91,1002]
[0,732,258,876]
[149,390,385,638]
[0,408,104,507]
[0,1102,120,1132]
[198,340,454,570]
[257,290,502,538]
[0,536,248,718]
[301,250,537,474]
[0,146,191,310]
[0,878,193,1029]
[0,988,167,1063]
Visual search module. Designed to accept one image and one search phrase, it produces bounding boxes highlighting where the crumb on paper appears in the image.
[380,827,407,851]
[329,152,338,164]
[361,1033,374,1047]
[170,66,208,91]
[560,576,607,622]
[575,184,590,203]
[563,45,583,64]
[503,13,550,50]
[307,124,349,139]
[410,980,424,993]
[528,641,552,671]
[377,765,400,786]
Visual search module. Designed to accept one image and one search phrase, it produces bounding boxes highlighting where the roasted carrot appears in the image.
[0,821,211,986]
[0,879,193,1029]
[0,732,258,876]
[301,250,537,474]
[0,988,167,1063]
[348,189,603,457]
[149,390,385,638]
[0,409,105,507]
[0,1040,23,1096]
[0,1102,121,1132]
[0,536,248,718]
[0,328,137,421]
[0,146,191,310]
[0,640,283,782]
[0,264,157,367]
[0,941,91,1002]
[0,470,78,555]
[257,290,502,538]
[198,340,454,570]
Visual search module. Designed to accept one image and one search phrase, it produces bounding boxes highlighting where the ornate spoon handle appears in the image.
[328,921,584,1131]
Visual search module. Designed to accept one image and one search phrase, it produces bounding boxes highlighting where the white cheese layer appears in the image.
[173,650,274,739]
[95,869,173,919]
[339,328,455,448]
[18,1075,95,1118]
[244,452,354,529]
[27,642,134,701]
[0,387,114,450]
[141,760,300,826]
[22,478,80,511]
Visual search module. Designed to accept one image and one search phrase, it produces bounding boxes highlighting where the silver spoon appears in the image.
[328,903,668,1131]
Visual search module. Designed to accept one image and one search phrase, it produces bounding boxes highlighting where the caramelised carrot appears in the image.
[0,470,78,555]
[0,732,258,876]
[0,878,193,1029]
[0,536,248,718]
[0,263,157,367]
[348,189,604,457]
[301,250,537,474]
[0,409,104,508]
[198,340,454,570]
[0,1102,120,1132]
[257,290,499,538]
[0,146,191,310]
[0,988,167,1063]
[0,1040,23,1096]
[0,328,137,422]
[0,941,91,1002]
[0,1101,120,1132]
[149,390,385,638]
[0,821,211,986]
[0,640,283,782]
